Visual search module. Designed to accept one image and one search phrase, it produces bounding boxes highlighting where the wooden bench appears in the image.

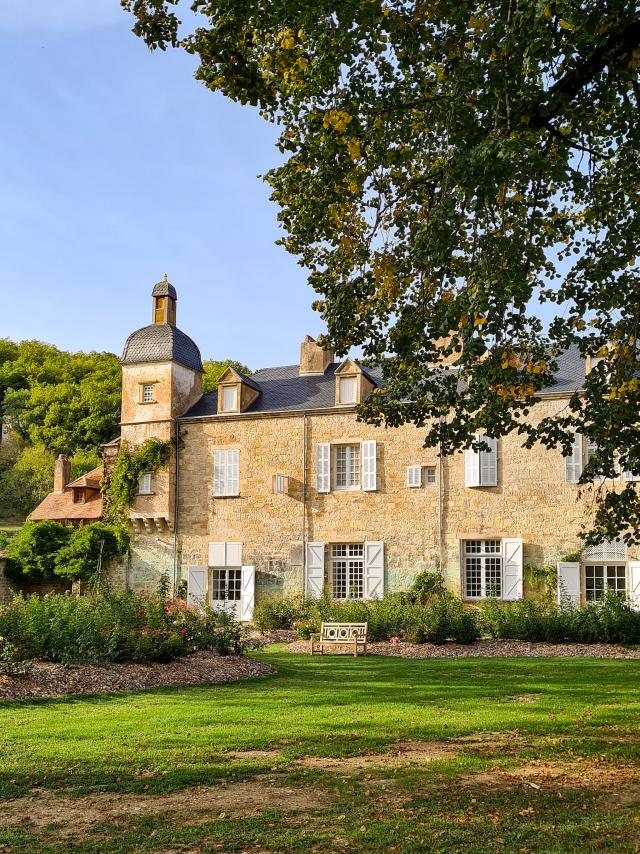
[310,622,368,657]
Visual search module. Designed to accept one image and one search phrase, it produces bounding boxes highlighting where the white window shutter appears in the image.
[316,443,330,493]
[208,542,226,566]
[187,566,207,610]
[502,538,523,600]
[240,565,255,621]
[480,436,498,486]
[305,542,325,599]
[629,561,640,611]
[228,449,240,496]
[407,465,422,487]
[213,451,225,496]
[565,433,583,483]
[557,561,581,607]
[362,440,377,491]
[465,443,480,487]
[226,542,243,567]
[364,541,384,599]
[624,469,640,482]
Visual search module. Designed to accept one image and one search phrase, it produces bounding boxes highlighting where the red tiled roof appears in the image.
[29,466,104,522]
[67,466,103,490]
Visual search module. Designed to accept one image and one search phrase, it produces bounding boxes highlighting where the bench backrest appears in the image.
[320,622,368,642]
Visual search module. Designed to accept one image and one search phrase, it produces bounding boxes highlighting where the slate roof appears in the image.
[121,324,203,372]
[181,345,584,420]
[152,278,177,300]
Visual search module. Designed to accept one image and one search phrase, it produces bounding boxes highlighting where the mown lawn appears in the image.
[0,647,639,853]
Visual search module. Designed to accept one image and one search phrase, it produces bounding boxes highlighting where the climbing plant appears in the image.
[105,438,173,523]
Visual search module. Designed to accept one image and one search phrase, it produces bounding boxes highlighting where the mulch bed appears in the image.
[0,651,276,701]
[286,637,640,659]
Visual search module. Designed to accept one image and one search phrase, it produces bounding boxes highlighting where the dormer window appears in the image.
[73,488,85,504]
[339,376,357,405]
[221,385,238,412]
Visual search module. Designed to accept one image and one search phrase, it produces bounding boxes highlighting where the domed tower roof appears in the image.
[121,325,203,372]
[121,277,203,372]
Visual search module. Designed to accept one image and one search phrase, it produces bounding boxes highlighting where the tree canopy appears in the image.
[124,0,640,543]
[202,358,252,393]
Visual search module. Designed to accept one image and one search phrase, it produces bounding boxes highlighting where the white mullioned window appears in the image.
[584,565,627,601]
[142,383,154,403]
[425,466,436,485]
[464,539,502,599]
[334,444,360,489]
[213,449,240,496]
[138,472,153,495]
[339,376,357,405]
[221,385,237,412]
[331,544,364,599]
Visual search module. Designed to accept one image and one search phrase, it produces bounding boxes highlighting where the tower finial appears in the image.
[163,273,168,283]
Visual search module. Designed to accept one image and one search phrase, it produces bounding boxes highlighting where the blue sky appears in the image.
[0,1,319,370]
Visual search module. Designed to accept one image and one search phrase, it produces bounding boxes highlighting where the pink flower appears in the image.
[165,604,174,614]
[141,627,150,636]
[137,609,145,618]
[390,636,400,645]
[180,628,188,637]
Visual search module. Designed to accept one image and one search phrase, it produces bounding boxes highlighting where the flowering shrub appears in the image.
[0,591,248,666]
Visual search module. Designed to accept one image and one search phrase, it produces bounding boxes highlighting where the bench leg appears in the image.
[354,638,358,657]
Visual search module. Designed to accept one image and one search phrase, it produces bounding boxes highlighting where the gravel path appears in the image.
[0,651,276,701]
[286,638,640,659]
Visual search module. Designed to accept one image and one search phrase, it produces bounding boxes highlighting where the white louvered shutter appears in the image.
[240,565,255,621]
[213,451,225,496]
[364,541,384,599]
[407,465,422,487]
[305,542,325,599]
[316,443,330,493]
[362,440,377,491]
[565,433,583,483]
[228,449,240,496]
[464,442,480,487]
[624,469,640,482]
[480,436,498,486]
[187,566,207,610]
[557,561,580,607]
[629,561,640,611]
[502,538,523,600]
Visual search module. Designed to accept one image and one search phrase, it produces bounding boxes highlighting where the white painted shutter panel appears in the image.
[208,542,226,566]
[464,443,480,487]
[240,565,255,621]
[480,436,498,486]
[316,443,330,493]
[629,561,640,611]
[565,433,583,483]
[362,440,377,491]
[213,451,225,496]
[557,561,580,607]
[502,538,523,600]
[305,542,325,599]
[407,465,422,487]
[364,541,384,599]
[624,469,640,482]
[187,566,207,609]
[228,449,240,496]
[226,542,243,567]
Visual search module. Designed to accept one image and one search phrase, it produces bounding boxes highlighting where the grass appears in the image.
[0,647,639,853]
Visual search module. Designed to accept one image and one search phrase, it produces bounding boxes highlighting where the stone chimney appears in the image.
[299,335,334,376]
[54,454,71,493]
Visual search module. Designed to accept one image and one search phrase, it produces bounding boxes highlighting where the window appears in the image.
[407,465,422,487]
[73,489,84,504]
[465,435,498,487]
[425,466,436,485]
[138,473,153,495]
[213,449,240,496]
[339,376,357,405]
[584,565,626,601]
[334,444,360,489]
[154,297,166,324]
[273,474,288,494]
[331,544,364,599]
[221,385,237,412]
[586,437,598,463]
[211,568,242,602]
[141,384,154,403]
[463,540,502,599]
[565,432,583,483]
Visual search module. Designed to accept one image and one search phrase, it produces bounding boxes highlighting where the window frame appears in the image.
[140,383,155,404]
[138,472,154,495]
[583,563,627,602]
[213,449,240,497]
[221,384,238,412]
[338,375,358,405]
[333,443,361,491]
[462,539,503,600]
[331,543,365,600]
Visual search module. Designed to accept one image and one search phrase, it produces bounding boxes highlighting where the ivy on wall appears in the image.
[105,438,172,523]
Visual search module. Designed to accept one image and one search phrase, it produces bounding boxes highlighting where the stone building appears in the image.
[105,278,640,619]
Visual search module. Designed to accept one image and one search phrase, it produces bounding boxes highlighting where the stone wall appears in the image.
[172,397,632,602]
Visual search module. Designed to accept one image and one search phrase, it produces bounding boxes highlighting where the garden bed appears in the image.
[286,637,640,659]
[0,651,276,701]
